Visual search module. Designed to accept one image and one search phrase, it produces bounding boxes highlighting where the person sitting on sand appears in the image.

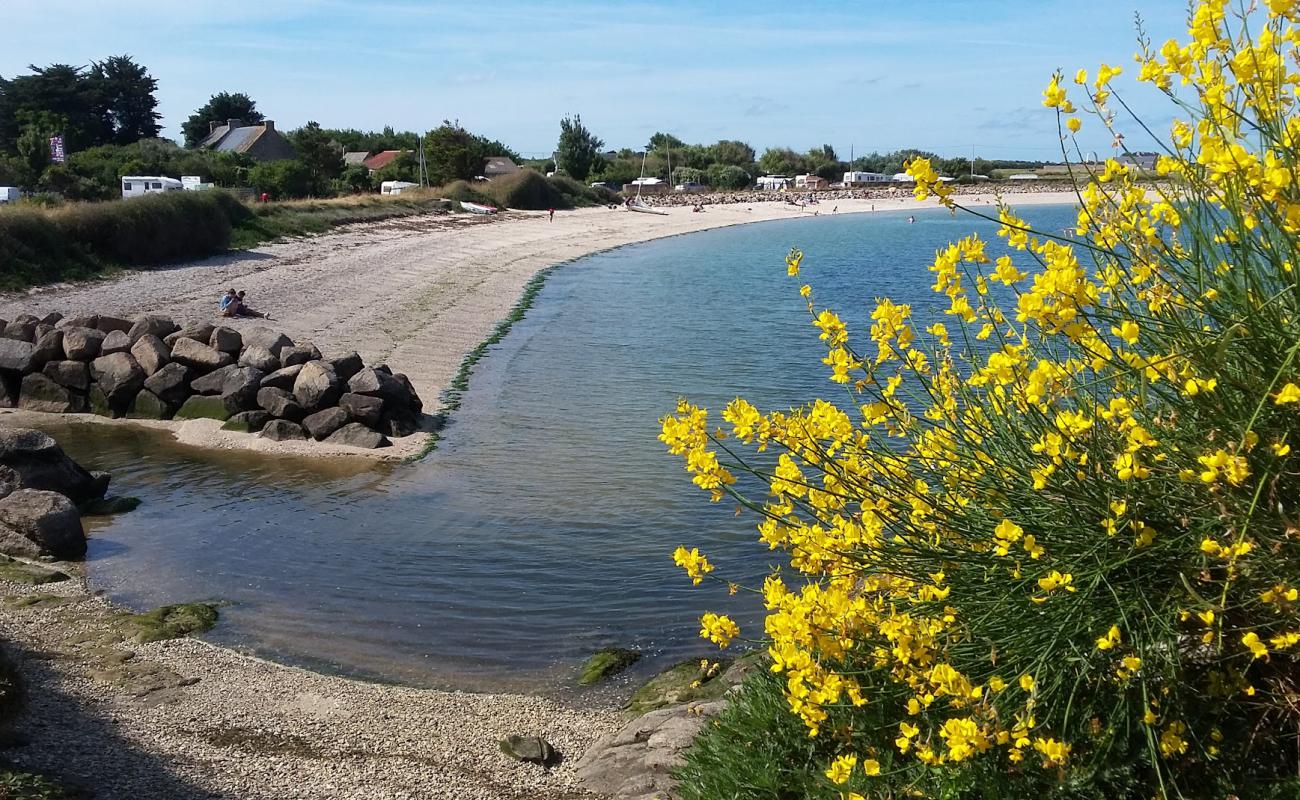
[219,288,237,314]
[233,290,269,319]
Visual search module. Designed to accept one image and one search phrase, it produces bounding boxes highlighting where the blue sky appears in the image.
[1,0,1189,160]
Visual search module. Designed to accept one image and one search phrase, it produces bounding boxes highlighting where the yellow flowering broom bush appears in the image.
[663,2,1300,797]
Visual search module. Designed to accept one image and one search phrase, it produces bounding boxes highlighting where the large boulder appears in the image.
[328,352,364,382]
[17,373,82,414]
[59,314,98,330]
[279,345,315,368]
[174,395,231,421]
[143,363,193,407]
[574,700,728,800]
[238,345,279,373]
[129,334,170,376]
[256,387,306,422]
[0,489,85,561]
[209,326,242,355]
[189,364,239,395]
[393,373,423,412]
[39,312,62,327]
[170,337,233,372]
[99,330,133,355]
[30,330,63,369]
[43,360,90,392]
[337,393,383,428]
[90,352,145,408]
[0,428,105,504]
[94,316,133,335]
[219,367,264,414]
[292,361,342,412]
[127,314,178,344]
[61,327,105,360]
[302,407,349,441]
[221,410,271,433]
[380,409,422,438]
[2,319,36,343]
[242,327,293,358]
[324,423,391,449]
[259,364,303,392]
[260,419,307,441]
[125,389,172,420]
[0,339,34,373]
[0,376,14,409]
[348,367,409,405]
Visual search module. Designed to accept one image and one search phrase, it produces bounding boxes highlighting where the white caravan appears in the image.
[121,176,183,199]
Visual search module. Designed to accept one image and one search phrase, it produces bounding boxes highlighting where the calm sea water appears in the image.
[50,205,1076,696]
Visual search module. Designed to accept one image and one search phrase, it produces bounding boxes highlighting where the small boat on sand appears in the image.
[461,201,498,215]
[627,199,668,216]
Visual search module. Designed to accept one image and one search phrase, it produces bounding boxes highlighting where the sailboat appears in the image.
[627,149,669,216]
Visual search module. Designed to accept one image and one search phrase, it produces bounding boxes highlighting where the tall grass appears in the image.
[0,191,451,291]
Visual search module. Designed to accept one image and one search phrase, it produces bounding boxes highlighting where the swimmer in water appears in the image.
[908,215,915,224]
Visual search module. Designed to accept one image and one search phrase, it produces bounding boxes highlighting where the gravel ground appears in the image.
[0,571,622,799]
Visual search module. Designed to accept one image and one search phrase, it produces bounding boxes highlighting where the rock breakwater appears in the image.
[0,312,425,450]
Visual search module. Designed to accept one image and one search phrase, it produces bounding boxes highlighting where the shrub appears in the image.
[481,170,567,210]
[436,179,501,210]
[662,3,1300,797]
[248,160,315,200]
[56,191,234,265]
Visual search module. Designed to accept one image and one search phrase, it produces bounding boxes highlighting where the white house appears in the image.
[891,173,915,183]
[843,171,891,186]
[121,176,183,199]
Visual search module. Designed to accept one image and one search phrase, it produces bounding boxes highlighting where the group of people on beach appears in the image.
[219,288,269,319]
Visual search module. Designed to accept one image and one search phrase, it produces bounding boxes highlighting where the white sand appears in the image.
[0,192,1078,458]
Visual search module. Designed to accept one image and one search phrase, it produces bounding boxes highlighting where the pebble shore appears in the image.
[0,570,621,799]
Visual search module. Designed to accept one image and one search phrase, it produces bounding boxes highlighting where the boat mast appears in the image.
[637,150,647,201]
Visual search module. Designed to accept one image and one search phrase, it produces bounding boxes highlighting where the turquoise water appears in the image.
[58,205,1077,695]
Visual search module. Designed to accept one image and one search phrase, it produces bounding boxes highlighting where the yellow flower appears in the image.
[862,758,881,776]
[1097,625,1122,650]
[672,546,714,585]
[1067,117,1082,133]
[1275,383,1300,405]
[1111,320,1140,345]
[1242,631,1269,660]
[699,612,739,648]
[1019,674,1036,693]
[1042,75,1068,108]
[824,753,856,784]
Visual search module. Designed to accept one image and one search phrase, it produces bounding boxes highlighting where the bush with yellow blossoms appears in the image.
[662,2,1300,797]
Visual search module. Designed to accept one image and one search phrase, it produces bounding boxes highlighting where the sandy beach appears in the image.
[0,191,1078,459]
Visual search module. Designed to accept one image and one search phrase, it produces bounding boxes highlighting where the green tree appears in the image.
[339,164,374,193]
[705,163,750,190]
[647,132,684,155]
[182,92,263,147]
[421,121,516,185]
[555,114,604,181]
[90,55,161,145]
[758,147,806,176]
[248,159,311,199]
[0,63,106,153]
[290,121,343,195]
[709,139,756,167]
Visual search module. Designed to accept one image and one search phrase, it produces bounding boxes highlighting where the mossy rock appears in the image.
[578,648,641,685]
[174,395,230,421]
[114,603,218,644]
[87,386,113,418]
[79,496,141,516]
[624,657,735,715]
[0,556,69,586]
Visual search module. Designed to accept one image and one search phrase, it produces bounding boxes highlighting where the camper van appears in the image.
[0,187,19,204]
[121,176,183,199]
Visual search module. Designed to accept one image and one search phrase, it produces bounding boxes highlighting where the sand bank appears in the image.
[0,569,621,799]
[0,192,1079,458]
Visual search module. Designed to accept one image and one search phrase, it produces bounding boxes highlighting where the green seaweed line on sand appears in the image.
[407,263,561,461]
